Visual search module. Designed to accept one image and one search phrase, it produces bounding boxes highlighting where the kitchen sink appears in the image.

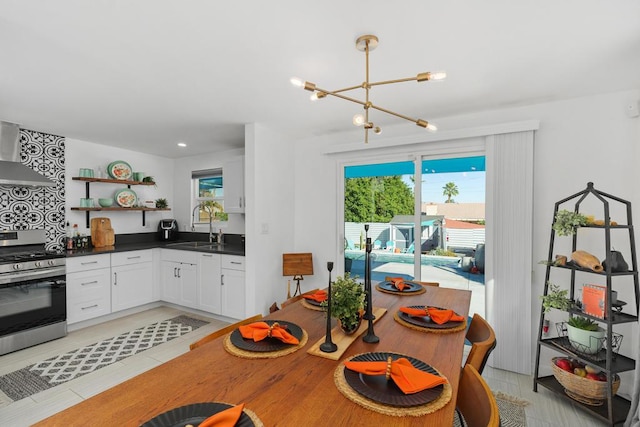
[166,241,225,250]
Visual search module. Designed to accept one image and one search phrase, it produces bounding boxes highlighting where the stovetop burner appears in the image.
[0,251,65,263]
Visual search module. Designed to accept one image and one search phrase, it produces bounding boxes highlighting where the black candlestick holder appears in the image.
[320,261,338,353]
[362,233,379,343]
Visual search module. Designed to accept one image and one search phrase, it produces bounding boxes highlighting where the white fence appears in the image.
[445,228,485,250]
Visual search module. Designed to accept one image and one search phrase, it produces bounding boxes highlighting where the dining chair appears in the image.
[189,313,263,351]
[281,288,320,308]
[456,364,500,427]
[464,313,497,374]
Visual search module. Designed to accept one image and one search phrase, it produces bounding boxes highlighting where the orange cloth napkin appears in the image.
[388,277,408,291]
[198,403,245,427]
[238,322,299,345]
[344,357,447,394]
[302,289,328,302]
[399,306,465,325]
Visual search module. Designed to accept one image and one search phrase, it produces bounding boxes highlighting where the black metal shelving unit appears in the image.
[533,182,639,426]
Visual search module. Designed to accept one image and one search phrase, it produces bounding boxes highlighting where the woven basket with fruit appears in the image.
[552,357,620,405]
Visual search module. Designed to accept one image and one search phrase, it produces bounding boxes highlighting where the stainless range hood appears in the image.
[0,121,55,187]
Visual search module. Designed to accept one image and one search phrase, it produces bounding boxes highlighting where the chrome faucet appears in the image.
[191,205,200,231]
[217,228,223,245]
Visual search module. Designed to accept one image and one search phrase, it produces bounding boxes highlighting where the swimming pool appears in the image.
[345,250,460,267]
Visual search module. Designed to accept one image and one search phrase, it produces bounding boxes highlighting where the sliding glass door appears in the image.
[344,155,486,316]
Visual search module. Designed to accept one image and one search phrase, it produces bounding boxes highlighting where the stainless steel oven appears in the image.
[0,229,66,356]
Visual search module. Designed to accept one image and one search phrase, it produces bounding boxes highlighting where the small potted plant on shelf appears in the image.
[155,198,168,209]
[566,315,605,355]
[322,272,365,335]
[540,283,575,313]
[552,210,589,236]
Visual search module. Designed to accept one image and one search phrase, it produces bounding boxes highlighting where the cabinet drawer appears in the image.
[67,296,111,324]
[221,255,245,271]
[111,249,153,266]
[67,268,111,298]
[66,254,111,273]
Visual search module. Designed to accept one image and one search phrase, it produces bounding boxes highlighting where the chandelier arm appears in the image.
[314,86,368,107]
[321,84,363,95]
[368,76,418,87]
[369,103,422,124]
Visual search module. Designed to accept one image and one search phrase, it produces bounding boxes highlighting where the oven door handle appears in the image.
[0,266,66,285]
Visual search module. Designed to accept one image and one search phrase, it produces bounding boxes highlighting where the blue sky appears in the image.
[420,171,486,204]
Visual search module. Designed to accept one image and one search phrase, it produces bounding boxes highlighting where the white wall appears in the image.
[173,147,245,235]
[65,138,175,234]
[245,124,295,315]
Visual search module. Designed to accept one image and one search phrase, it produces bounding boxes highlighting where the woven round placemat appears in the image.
[244,407,265,426]
[301,299,325,311]
[333,356,452,417]
[223,329,308,359]
[393,312,467,334]
[375,285,426,296]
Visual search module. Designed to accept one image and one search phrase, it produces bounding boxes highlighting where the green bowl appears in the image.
[98,198,114,207]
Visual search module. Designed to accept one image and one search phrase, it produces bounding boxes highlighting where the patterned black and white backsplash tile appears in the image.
[0,129,65,251]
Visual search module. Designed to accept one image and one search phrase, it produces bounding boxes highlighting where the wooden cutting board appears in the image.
[91,217,115,247]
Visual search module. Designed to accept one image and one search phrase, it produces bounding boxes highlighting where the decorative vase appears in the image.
[338,315,362,335]
[567,324,605,354]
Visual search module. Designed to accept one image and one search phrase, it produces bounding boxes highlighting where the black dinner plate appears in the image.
[398,306,465,330]
[229,319,303,352]
[140,402,254,427]
[303,297,325,307]
[377,281,424,293]
[343,352,444,407]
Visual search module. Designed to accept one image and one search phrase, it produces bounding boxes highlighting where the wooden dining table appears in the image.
[35,286,471,426]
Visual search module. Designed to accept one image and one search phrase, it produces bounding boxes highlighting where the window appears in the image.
[191,168,227,227]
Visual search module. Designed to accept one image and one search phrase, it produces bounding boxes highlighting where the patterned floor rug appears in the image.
[0,315,208,402]
[454,391,529,427]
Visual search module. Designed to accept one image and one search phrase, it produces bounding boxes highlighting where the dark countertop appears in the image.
[65,232,245,257]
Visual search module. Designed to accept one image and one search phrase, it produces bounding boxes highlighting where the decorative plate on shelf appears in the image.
[140,402,255,427]
[107,160,132,180]
[114,189,137,207]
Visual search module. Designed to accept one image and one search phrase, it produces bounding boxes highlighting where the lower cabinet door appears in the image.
[161,261,181,304]
[112,262,153,312]
[221,268,246,319]
[178,263,198,309]
[198,253,221,314]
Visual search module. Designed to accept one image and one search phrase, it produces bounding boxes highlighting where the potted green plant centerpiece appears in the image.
[552,209,589,236]
[323,273,365,335]
[567,316,606,354]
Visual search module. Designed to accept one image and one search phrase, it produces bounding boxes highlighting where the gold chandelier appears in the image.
[291,34,445,143]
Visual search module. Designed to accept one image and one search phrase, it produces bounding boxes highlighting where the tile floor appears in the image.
[0,306,616,426]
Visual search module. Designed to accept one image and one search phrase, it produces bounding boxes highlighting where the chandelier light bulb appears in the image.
[426,123,438,132]
[352,114,365,126]
[290,77,304,88]
[310,92,319,101]
[429,71,447,81]
[373,127,382,135]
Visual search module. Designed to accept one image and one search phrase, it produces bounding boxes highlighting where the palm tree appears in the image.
[442,182,459,203]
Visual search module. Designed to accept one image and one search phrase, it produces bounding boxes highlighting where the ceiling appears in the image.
[1,1,639,158]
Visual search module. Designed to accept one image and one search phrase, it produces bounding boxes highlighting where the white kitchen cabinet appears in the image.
[224,156,244,213]
[66,254,111,324]
[220,255,245,319]
[161,249,198,309]
[111,250,153,312]
[198,253,221,314]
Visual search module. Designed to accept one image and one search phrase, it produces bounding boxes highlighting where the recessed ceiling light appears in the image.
[177,142,187,147]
